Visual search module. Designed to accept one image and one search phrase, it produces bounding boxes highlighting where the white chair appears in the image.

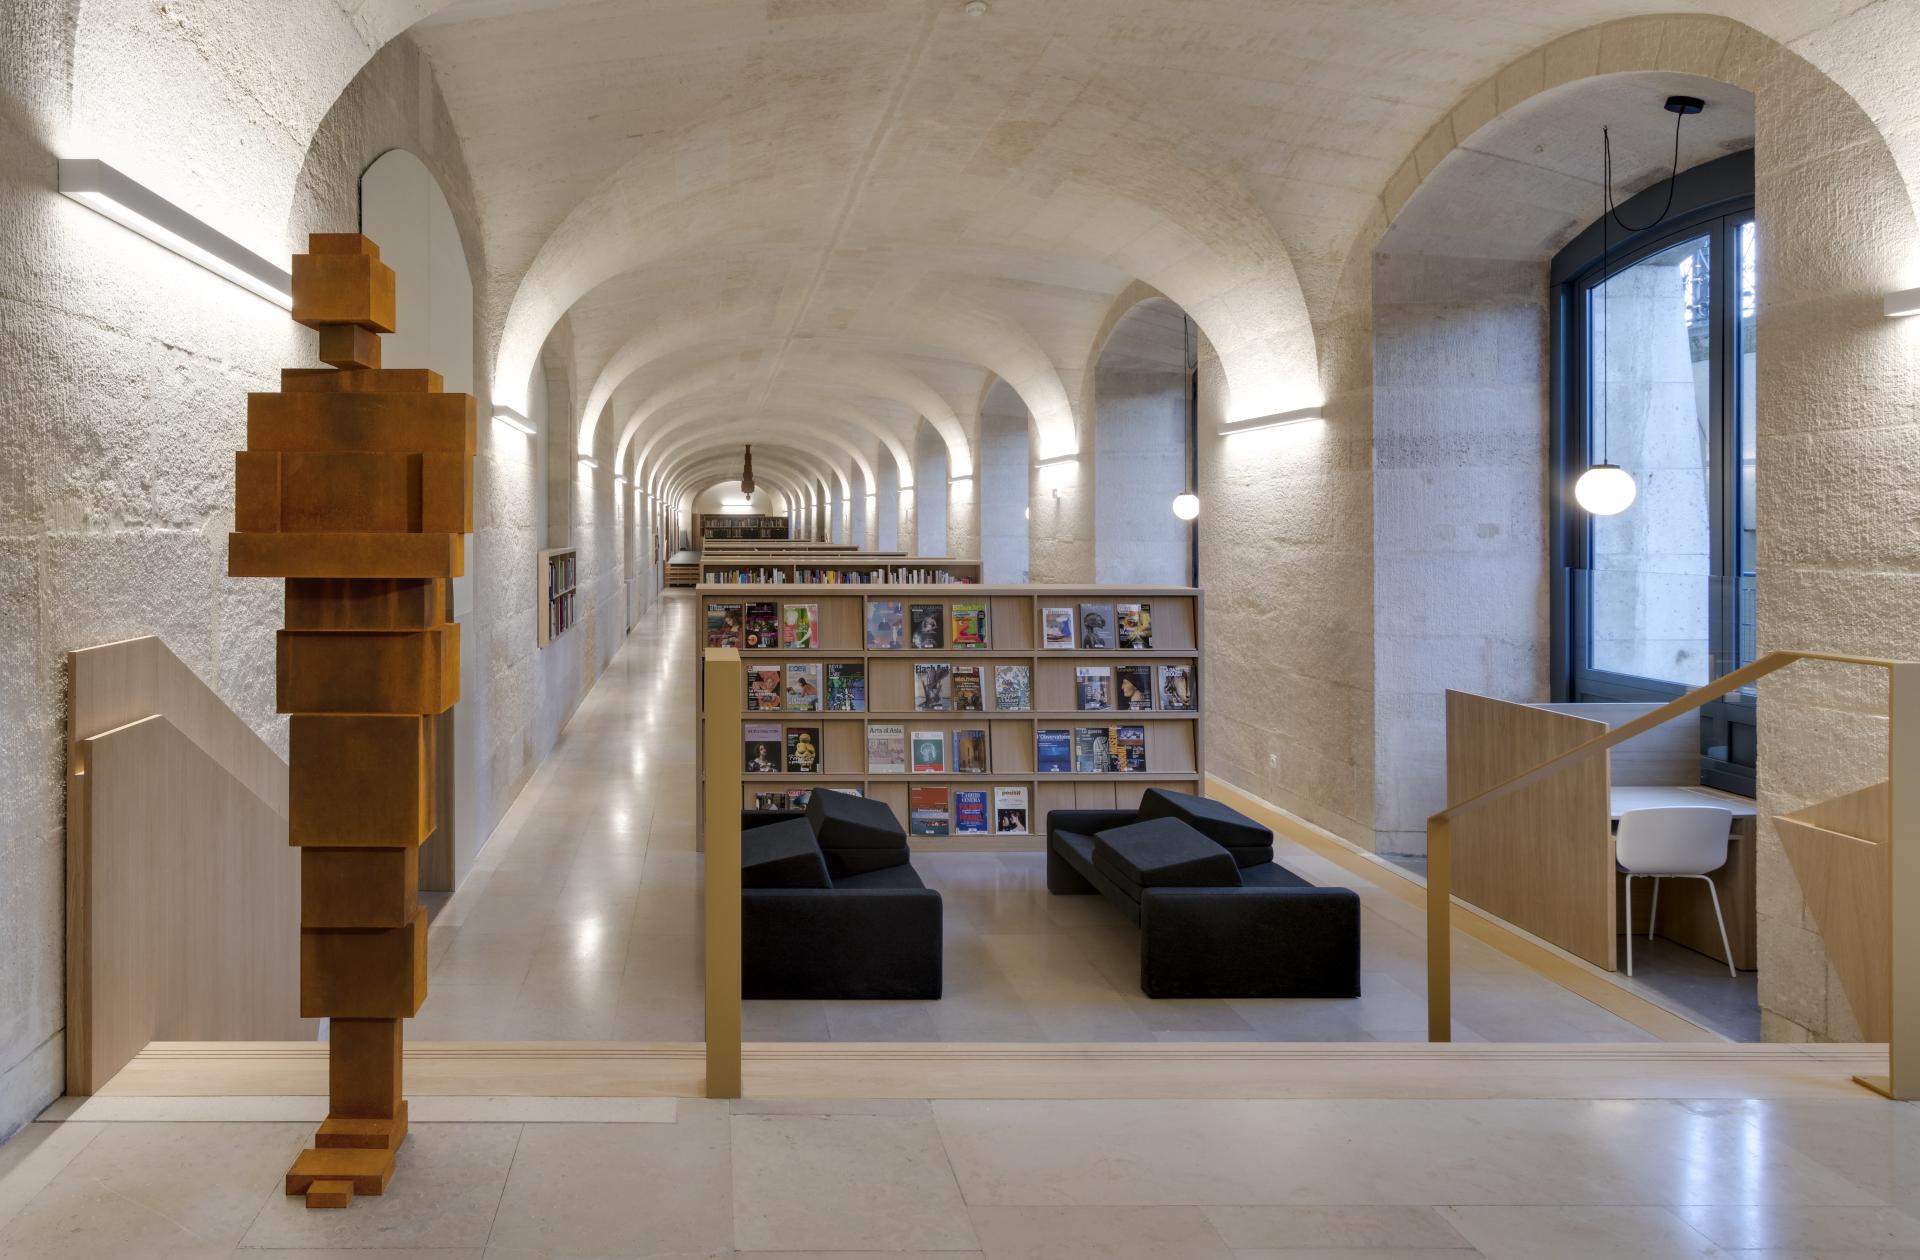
[1617,805,1737,978]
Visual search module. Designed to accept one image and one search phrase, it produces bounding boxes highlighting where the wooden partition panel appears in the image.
[1444,691,1615,968]
[66,636,311,1093]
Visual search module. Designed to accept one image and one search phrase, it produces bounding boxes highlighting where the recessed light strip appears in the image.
[1218,405,1323,436]
[58,159,292,308]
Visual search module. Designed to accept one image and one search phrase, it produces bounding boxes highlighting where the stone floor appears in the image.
[6,1092,1920,1257]
[411,593,1655,1045]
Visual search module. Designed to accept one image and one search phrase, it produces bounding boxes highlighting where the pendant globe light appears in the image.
[1576,97,1702,518]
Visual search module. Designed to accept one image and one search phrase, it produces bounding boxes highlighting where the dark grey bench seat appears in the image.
[1047,791,1361,1000]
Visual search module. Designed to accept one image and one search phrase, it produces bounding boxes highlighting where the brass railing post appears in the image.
[1883,662,1919,1099]
[702,647,743,1099]
[1426,816,1451,1042]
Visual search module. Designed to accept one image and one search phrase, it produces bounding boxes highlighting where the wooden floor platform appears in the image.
[102,1040,1888,1102]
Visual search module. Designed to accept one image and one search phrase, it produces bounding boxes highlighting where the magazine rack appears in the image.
[695,584,1202,850]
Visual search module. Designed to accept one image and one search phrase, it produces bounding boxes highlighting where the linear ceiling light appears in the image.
[492,406,536,436]
[1886,287,1920,318]
[1218,405,1323,436]
[58,159,292,308]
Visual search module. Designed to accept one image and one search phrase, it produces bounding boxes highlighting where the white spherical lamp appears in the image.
[1573,463,1637,516]
[1171,492,1200,521]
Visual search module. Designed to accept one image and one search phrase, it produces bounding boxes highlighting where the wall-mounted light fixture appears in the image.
[58,159,292,308]
[1171,492,1200,521]
[1887,287,1920,318]
[949,474,973,484]
[1035,454,1077,469]
[492,406,536,436]
[1218,405,1322,437]
[579,455,599,471]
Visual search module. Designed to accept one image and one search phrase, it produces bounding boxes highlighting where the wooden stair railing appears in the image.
[1424,650,1920,1098]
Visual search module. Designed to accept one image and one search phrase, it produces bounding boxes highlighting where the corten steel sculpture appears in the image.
[228,234,474,1209]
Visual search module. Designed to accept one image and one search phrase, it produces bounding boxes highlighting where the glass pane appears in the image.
[1585,232,1714,687]
[1735,218,1758,669]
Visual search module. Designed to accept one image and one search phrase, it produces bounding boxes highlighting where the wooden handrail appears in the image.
[1425,649,1911,1070]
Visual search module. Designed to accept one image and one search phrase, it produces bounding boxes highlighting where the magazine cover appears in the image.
[1109,723,1147,772]
[910,603,945,649]
[993,663,1032,711]
[951,665,984,711]
[993,785,1029,835]
[1078,602,1116,649]
[866,722,906,773]
[785,788,813,809]
[784,662,821,711]
[952,727,988,773]
[826,661,866,711]
[1117,602,1153,649]
[745,665,783,711]
[752,791,797,811]
[910,729,947,773]
[951,601,988,648]
[1036,727,1072,773]
[865,599,905,650]
[744,601,780,649]
[1115,664,1154,710]
[954,789,989,833]
[1041,606,1075,649]
[781,603,817,649]
[1073,726,1110,773]
[784,725,821,773]
[1158,664,1196,711]
[1075,665,1113,710]
[706,602,742,648]
[743,723,781,773]
[909,785,951,836]
[913,662,952,711]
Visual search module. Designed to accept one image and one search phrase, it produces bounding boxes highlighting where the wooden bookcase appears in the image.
[698,554,983,585]
[537,547,577,647]
[696,584,1203,851]
[697,513,789,541]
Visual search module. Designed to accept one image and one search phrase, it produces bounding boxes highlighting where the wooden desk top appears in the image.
[1610,784,1757,820]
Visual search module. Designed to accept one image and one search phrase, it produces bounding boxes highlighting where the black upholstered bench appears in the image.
[1047,788,1361,999]
[740,790,943,1000]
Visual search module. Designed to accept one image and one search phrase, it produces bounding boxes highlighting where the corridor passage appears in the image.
[413,595,1658,1045]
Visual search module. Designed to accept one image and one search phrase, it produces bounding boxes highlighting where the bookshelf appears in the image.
[696,584,1203,851]
[537,547,577,647]
[699,554,983,585]
[697,513,789,541]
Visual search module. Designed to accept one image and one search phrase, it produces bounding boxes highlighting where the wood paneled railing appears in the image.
[1425,651,1919,1097]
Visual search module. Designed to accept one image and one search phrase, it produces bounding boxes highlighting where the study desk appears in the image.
[1610,785,1757,970]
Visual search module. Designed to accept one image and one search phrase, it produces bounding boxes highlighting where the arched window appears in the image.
[1552,150,1755,791]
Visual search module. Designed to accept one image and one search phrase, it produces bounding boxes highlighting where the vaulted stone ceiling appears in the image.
[383,0,1859,498]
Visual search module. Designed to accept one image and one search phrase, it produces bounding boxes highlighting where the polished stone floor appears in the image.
[7,1091,1920,1256]
[411,592,1657,1044]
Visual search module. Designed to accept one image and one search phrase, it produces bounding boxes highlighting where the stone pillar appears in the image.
[228,234,475,1208]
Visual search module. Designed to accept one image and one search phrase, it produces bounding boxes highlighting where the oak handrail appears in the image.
[1425,649,1907,1053]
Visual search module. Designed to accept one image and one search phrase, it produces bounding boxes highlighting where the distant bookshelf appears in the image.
[697,513,789,541]
[537,547,577,647]
[699,555,983,585]
[696,583,1203,852]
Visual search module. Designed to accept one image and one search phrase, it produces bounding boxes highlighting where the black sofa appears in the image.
[740,790,942,1000]
[1047,788,1360,999]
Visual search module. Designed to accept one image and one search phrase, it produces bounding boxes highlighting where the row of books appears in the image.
[708,599,1162,652]
[908,785,1028,836]
[746,785,1031,837]
[702,567,975,584]
[547,589,575,640]
[742,723,1153,774]
[546,551,576,599]
[746,662,1196,713]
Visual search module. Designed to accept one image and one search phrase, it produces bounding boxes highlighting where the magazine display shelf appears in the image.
[695,583,1203,852]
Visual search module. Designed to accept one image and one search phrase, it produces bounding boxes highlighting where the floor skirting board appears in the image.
[99,1040,1886,1102]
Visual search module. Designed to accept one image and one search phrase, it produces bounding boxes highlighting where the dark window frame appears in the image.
[1548,150,1756,794]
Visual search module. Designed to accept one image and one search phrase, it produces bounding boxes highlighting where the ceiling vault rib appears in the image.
[748,0,943,410]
